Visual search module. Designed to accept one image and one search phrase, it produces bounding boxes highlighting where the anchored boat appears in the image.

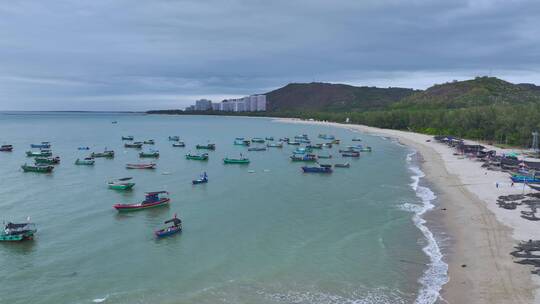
[302,166,333,173]
[26,150,52,157]
[75,157,95,165]
[265,137,274,141]
[0,222,37,242]
[248,147,267,151]
[251,138,265,143]
[317,154,332,159]
[334,163,350,168]
[126,163,156,169]
[143,139,155,145]
[91,150,114,158]
[192,172,208,184]
[122,136,134,140]
[35,156,60,164]
[223,155,250,164]
[125,142,143,148]
[234,139,250,146]
[0,145,13,152]
[30,142,51,149]
[108,177,135,190]
[196,143,216,150]
[21,163,54,173]
[139,150,160,158]
[185,153,208,161]
[342,151,360,157]
[172,142,185,147]
[266,142,283,148]
[155,214,182,238]
[290,154,317,162]
[168,136,180,141]
[113,191,170,212]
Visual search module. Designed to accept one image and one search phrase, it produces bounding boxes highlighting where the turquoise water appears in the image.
[0,113,436,304]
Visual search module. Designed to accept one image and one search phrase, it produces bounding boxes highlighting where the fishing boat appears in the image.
[192,172,208,184]
[223,155,250,164]
[125,142,143,148]
[113,191,169,212]
[342,151,360,157]
[317,154,332,159]
[358,146,372,152]
[302,166,333,173]
[339,146,358,153]
[334,163,350,168]
[196,143,216,150]
[234,139,250,146]
[155,214,182,238]
[352,137,362,142]
[322,143,333,148]
[168,136,180,141]
[293,147,311,154]
[126,163,156,169]
[112,121,118,124]
[0,222,37,241]
[0,145,13,152]
[511,173,540,184]
[287,141,301,146]
[290,154,317,162]
[295,134,309,140]
[35,156,60,164]
[185,153,208,161]
[75,157,95,165]
[143,139,155,145]
[26,150,52,157]
[30,142,51,149]
[306,144,323,150]
[91,150,114,158]
[265,137,274,141]
[297,139,311,144]
[528,184,540,191]
[251,138,265,143]
[172,142,185,147]
[266,142,283,148]
[248,147,267,151]
[318,134,335,140]
[122,136,134,140]
[139,150,160,158]
[108,177,135,190]
[331,139,341,145]
[21,163,54,173]
[279,137,290,142]
[78,146,90,150]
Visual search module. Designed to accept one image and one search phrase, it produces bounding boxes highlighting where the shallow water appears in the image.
[0,113,441,304]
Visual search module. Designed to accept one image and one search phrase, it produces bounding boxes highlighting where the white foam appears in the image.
[92,295,108,303]
[404,151,449,304]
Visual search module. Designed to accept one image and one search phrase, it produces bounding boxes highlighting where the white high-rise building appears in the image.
[256,95,266,111]
[195,99,212,111]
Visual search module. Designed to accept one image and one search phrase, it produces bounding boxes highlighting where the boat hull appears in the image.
[114,198,170,212]
[223,158,250,164]
[155,226,182,238]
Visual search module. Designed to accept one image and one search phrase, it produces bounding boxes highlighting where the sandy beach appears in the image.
[276,118,540,304]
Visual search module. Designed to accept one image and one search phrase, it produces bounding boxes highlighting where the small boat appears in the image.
[248,147,267,151]
[192,172,208,184]
[35,156,60,164]
[172,142,185,147]
[306,144,323,150]
[358,147,372,152]
[0,145,13,152]
[185,153,208,161]
[122,136,134,140]
[302,166,333,173]
[528,184,540,191]
[30,142,51,149]
[290,154,317,162]
[293,147,311,154]
[223,155,250,164]
[125,142,143,148]
[91,150,114,158]
[108,177,135,190]
[251,138,265,143]
[334,163,350,168]
[196,143,216,150]
[339,146,358,153]
[295,134,309,140]
[265,137,274,141]
[139,150,160,158]
[331,139,341,145]
[77,147,90,150]
[155,214,182,238]
[26,150,52,157]
[126,163,156,169]
[317,154,332,159]
[234,139,250,146]
[112,121,118,124]
[0,222,37,242]
[168,136,180,141]
[279,137,290,142]
[352,137,362,142]
[21,163,54,173]
[266,143,283,148]
[322,143,333,148]
[342,151,360,157]
[75,157,95,165]
[318,134,335,140]
[297,139,311,144]
[511,174,540,184]
[113,191,169,212]
[287,141,301,146]
[143,139,155,145]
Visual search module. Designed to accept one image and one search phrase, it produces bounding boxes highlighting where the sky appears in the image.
[0,0,539,111]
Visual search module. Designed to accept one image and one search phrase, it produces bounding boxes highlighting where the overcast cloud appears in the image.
[0,0,539,110]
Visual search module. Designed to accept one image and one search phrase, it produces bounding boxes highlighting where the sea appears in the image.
[0,112,447,304]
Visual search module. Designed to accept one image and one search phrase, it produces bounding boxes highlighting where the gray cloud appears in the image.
[0,0,539,110]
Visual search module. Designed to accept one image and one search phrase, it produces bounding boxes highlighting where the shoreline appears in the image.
[275,118,539,304]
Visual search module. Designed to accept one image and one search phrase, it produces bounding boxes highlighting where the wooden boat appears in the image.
[339,146,358,153]
[511,174,540,184]
[168,136,180,141]
[91,150,114,158]
[113,191,169,212]
[297,139,311,144]
[139,150,160,158]
[172,142,186,147]
[248,147,267,151]
[302,166,333,173]
[35,156,60,164]
[0,222,37,242]
[108,177,135,190]
[125,142,143,148]
[358,147,372,152]
[265,137,274,141]
[21,163,54,173]
[234,139,250,146]
[342,151,360,157]
[192,172,208,184]
[196,143,216,150]
[0,144,13,152]
[295,134,309,140]
[306,144,323,150]
[223,156,250,164]
[186,153,208,161]
[293,147,311,154]
[155,214,182,238]
[75,157,95,165]
[317,154,332,159]
[122,136,134,140]
[30,142,51,149]
[322,143,333,148]
[352,138,362,142]
[318,134,335,140]
[251,138,265,143]
[126,163,156,169]
[334,163,350,168]
[266,143,283,148]
[26,150,52,157]
[287,141,301,146]
[290,154,317,162]
[279,137,290,142]
[143,139,155,145]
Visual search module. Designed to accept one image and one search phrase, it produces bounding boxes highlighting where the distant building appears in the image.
[211,103,221,111]
[195,99,212,111]
[185,94,266,112]
[185,105,195,111]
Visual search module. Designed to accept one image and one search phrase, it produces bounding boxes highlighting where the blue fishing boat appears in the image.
[30,142,51,149]
[155,214,182,238]
[290,154,317,162]
[302,166,333,173]
[511,174,540,184]
[168,136,180,141]
[192,172,208,184]
[248,147,267,151]
[234,139,250,146]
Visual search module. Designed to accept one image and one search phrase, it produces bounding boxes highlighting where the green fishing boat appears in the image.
[35,156,60,164]
[91,150,114,158]
[75,158,95,165]
[144,139,155,145]
[223,157,250,164]
[108,177,135,190]
[26,150,52,157]
[251,138,265,143]
[0,222,37,242]
[186,153,209,161]
[196,143,216,150]
[21,164,54,173]
[139,150,160,158]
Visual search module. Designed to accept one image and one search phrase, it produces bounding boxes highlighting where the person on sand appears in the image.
[496,182,499,188]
